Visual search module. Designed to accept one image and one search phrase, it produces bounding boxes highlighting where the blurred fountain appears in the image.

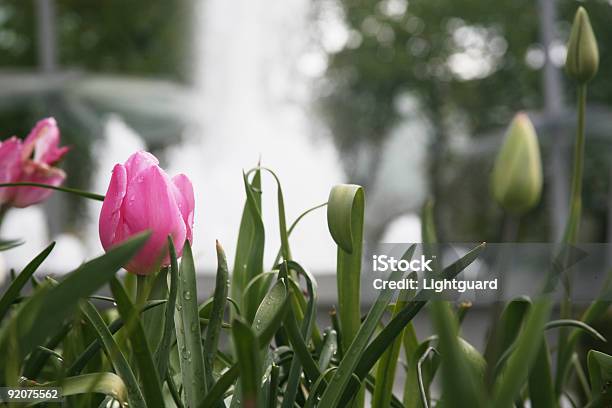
[165,0,344,273]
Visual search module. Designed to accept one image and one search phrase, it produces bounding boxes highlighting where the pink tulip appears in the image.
[99,151,195,275]
[0,118,69,208]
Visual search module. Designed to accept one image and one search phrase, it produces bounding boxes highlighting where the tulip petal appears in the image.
[23,118,69,164]
[99,164,128,250]
[0,137,23,204]
[10,162,66,208]
[124,151,159,183]
[172,174,195,243]
[122,165,186,274]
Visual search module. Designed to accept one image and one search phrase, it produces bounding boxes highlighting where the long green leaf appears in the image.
[46,373,128,403]
[67,300,166,376]
[204,240,229,391]
[328,184,364,351]
[0,242,54,321]
[528,339,557,408]
[155,237,179,380]
[174,241,207,405]
[199,280,290,408]
[231,168,264,323]
[232,318,261,408]
[342,243,485,401]
[492,298,552,406]
[372,247,417,408]
[0,238,24,252]
[110,277,165,408]
[80,300,146,408]
[587,350,612,406]
[0,233,149,363]
[281,261,317,408]
[318,251,405,407]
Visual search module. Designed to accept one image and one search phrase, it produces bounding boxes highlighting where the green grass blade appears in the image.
[372,247,417,408]
[0,242,55,321]
[430,301,485,407]
[45,373,128,403]
[0,182,105,201]
[174,241,207,405]
[155,237,179,380]
[110,277,165,408]
[199,280,290,408]
[272,202,327,267]
[318,257,405,407]
[0,238,24,252]
[492,298,552,407]
[248,166,291,263]
[281,261,317,408]
[318,328,337,371]
[67,300,166,376]
[343,243,485,400]
[328,184,364,352]
[587,350,612,406]
[231,168,264,323]
[232,318,262,408]
[204,241,229,390]
[0,233,149,363]
[80,300,146,408]
[528,339,557,408]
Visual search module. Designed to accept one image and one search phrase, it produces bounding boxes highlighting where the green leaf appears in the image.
[328,184,365,408]
[80,300,146,408]
[430,301,485,408]
[492,298,552,407]
[528,339,557,408]
[272,202,327,266]
[45,373,128,403]
[587,350,612,406]
[231,168,265,323]
[281,261,318,408]
[199,280,290,408]
[0,233,149,363]
[318,328,337,371]
[232,318,262,408]
[372,247,417,408]
[174,241,207,404]
[249,166,291,262]
[110,277,165,408]
[203,241,229,391]
[0,242,55,322]
[0,182,105,201]
[67,300,166,376]
[155,237,179,381]
[0,238,24,252]
[545,319,606,343]
[345,243,485,399]
[318,246,405,407]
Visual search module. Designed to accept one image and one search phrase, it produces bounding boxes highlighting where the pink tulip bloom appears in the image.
[99,151,195,275]
[0,118,69,208]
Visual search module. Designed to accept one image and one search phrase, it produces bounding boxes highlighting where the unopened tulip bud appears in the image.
[565,7,599,84]
[99,151,195,275]
[491,113,543,215]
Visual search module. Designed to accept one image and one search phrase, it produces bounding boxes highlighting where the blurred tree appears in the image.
[319,0,612,242]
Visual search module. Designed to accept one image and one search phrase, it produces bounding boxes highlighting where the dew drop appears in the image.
[183,291,192,300]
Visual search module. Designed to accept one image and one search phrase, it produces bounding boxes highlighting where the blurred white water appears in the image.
[164,0,344,273]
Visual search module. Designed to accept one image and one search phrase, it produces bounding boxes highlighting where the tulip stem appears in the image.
[0,205,8,232]
[556,83,588,394]
[563,84,587,245]
[136,274,148,308]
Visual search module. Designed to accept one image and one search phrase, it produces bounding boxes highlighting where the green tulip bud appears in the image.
[491,113,543,215]
[565,7,599,84]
